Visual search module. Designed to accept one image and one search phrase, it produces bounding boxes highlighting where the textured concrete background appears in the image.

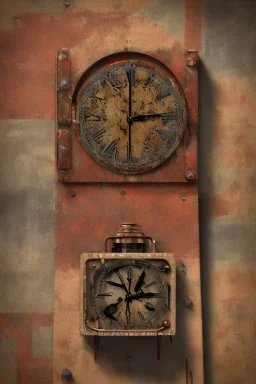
[0,0,255,383]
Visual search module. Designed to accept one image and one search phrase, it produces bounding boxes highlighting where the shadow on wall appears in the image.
[84,269,191,383]
[198,61,215,384]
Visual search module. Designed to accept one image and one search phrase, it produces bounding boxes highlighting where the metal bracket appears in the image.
[184,50,199,182]
[57,48,72,170]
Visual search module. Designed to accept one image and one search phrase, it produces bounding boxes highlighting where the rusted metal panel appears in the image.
[57,49,198,183]
[54,182,204,383]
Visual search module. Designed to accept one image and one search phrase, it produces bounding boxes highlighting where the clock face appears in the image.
[91,259,169,330]
[77,57,186,174]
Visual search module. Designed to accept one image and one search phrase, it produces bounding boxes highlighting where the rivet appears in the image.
[186,53,198,67]
[162,319,171,328]
[61,368,72,381]
[186,169,196,181]
[61,79,68,87]
[120,190,125,196]
[69,190,76,197]
[184,297,193,308]
[163,265,170,272]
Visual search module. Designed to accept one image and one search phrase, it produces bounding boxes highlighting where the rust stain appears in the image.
[185,0,202,50]
[0,10,178,119]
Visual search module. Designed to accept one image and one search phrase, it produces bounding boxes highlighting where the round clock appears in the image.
[91,259,168,330]
[76,54,187,174]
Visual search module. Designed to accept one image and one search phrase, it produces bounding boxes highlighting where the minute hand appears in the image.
[129,112,177,122]
[128,292,163,300]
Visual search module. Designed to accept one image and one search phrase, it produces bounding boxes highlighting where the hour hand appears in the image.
[135,270,146,293]
[106,280,126,290]
[129,112,177,122]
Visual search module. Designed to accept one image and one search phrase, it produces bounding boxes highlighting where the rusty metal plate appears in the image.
[80,252,176,336]
[57,50,198,183]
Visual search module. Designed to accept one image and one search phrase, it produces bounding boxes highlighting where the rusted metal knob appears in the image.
[186,169,196,181]
[162,319,171,328]
[61,369,72,382]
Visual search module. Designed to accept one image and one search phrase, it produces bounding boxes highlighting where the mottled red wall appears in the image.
[0,1,255,384]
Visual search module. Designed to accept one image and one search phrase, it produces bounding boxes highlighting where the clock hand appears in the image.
[125,298,131,325]
[128,112,177,122]
[127,266,133,294]
[135,270,146,292]
[127,291,163,300]
[103,298,123,321]
[105,280,126,289]
[115,270,129,294]
[127,64,135,162]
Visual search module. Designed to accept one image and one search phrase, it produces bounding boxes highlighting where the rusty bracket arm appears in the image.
[57,48,72,170]
[184,51,199,182]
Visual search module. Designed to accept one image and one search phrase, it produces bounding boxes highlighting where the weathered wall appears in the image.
[0,1,255,383]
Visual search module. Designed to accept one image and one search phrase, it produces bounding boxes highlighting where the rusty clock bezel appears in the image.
[74,53,187,175]
[80,252,176,337]
[56,49,199,183]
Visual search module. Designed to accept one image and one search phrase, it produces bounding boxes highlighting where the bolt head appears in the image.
[186,169,196,181]
[61,369,72,379]
[186,54,198,67]
[184,297,193,307]
[61,79,68,87]
[163,265,170,272]
[69,190,76,197]
[162,319,171,328]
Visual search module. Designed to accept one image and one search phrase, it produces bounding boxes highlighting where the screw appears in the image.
[120,190,125,196]
[163,265,170,272]
[61,368,72,381]
[186,53,198,67]
[61,79,68,87]
[184,297,193,308]
[186,169,196,181]
[162,319,171,328]
[69,190,76,197]
[58,52,68,61]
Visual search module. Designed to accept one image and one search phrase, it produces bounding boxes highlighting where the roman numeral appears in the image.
[103,139,119,159]
[84,112,105,121]
[156,93,172,102]
[144,280,156,289]
[144,302,156,312]
[155,129,171,142]
[90,96,105,101]
[103,76,122,92]
[144,143,156,155]
[91,128,106,143]
[137,310,146,321]
[95,293,113,298]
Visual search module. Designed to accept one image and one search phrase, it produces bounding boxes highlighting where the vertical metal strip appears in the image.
[185,0,202,50]
[57,49,72,170]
